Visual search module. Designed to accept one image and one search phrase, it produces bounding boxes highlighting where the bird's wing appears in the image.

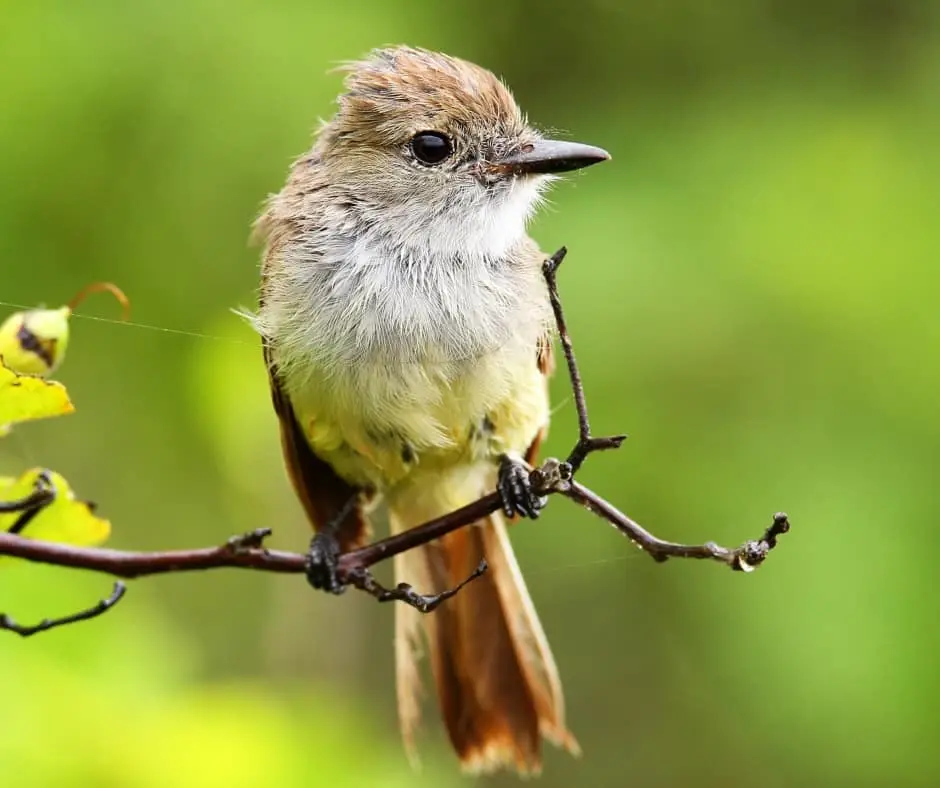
[262,338,371,552]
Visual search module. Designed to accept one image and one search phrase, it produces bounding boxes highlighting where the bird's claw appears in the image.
[305,531,346,595]
[498,455,548,519]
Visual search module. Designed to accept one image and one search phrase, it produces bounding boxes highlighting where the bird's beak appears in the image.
[493,139,610,176]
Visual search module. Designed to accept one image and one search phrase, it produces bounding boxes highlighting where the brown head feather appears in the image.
[322,46,528,151]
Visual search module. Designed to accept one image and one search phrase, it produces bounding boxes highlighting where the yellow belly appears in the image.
[288,350,548,495]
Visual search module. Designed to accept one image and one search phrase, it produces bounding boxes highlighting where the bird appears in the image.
[252,45,609,775]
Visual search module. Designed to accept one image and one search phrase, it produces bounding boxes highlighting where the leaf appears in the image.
[0,356,74,435]
[0,287,121,562]
[0,468,110,550]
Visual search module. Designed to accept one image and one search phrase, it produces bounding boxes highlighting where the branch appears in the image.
[565,483,790,570]
[0,469,56,538]
[0,501,789,581]
[543,249,626,473]
[1,581,127,637]
[0,246,790,633]
[0,480,54,514]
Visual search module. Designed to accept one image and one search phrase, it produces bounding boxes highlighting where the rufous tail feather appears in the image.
[391,496,579,775]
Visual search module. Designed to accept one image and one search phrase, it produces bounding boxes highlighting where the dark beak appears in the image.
[494,139,610,175]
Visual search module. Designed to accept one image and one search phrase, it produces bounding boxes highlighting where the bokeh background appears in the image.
[2,1,938,786]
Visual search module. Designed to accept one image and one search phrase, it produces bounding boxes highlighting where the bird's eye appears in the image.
[410,132,452,165]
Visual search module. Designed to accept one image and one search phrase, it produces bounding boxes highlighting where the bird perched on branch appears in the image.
[253,45,609,775]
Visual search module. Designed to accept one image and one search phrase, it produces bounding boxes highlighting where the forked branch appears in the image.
[0,247,789,634]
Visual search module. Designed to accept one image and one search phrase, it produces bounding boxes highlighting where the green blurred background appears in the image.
[2,1,938,786]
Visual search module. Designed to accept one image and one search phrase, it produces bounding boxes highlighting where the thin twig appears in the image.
[345,559,489,612]
[0,582,127,637]
[0,470,55,515]
[563,482,790,570]
[543,248,627,473]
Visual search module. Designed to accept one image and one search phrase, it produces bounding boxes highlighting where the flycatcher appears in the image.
[254,46,609,774]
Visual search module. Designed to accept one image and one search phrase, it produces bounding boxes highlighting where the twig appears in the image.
[0,483,54,514]
[543,248,627,473]
[0,528,305,577]
[0,470,56,537]
[564,482,790,570]
[345,559,489,612]
[1,581,127,637]
[0,246,790,632]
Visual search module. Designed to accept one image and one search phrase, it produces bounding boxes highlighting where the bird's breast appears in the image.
[264,229,552,490]
[288,337,547,491]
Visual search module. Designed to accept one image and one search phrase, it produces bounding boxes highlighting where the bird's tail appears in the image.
[390,495,579,775]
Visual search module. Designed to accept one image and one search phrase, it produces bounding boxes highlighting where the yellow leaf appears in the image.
[0,357,74,434]
[0,468,110,551]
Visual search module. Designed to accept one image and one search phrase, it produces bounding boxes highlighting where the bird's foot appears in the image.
[498,454,548,519]
[305,531,346,595]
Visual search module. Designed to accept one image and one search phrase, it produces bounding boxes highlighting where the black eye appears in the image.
[410,131,452,165]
